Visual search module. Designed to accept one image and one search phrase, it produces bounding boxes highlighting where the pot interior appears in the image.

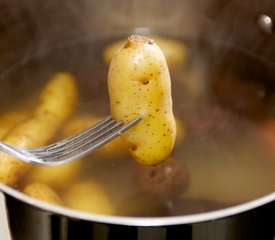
[0,26,275,219]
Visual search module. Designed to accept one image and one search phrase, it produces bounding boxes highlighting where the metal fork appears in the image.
[0,116,140,166]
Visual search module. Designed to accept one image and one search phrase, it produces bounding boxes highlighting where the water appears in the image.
[1,30,275,216]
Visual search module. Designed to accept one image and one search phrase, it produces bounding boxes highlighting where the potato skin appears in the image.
[34,72,78,123]
[25,160,82,190]
[0,72,78,186]
[0,110,28,139]
[23,182,62,205]
[138,157,189,198]
[108,35,176,165]
[63,180,114,215]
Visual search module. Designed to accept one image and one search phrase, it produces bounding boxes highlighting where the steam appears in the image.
[22,0,213,45]
[1,0,274,49]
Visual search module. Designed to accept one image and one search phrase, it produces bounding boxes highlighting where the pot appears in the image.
[0,0,274,239]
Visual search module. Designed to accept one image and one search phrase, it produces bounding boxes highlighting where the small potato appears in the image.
[23,182,63,205]
[63,180,114,215]
[61,115,128,157]
[0,110,28,139]
[138,157,189,198]
[34,72,78,123]
[0,72,78,186]
[108,35,176,165]
[103,36,187,68]
[25,160,82,190]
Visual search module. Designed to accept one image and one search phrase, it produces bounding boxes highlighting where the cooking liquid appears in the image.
[1,32,275,216]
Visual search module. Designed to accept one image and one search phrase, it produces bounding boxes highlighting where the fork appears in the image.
[0,116,140,166]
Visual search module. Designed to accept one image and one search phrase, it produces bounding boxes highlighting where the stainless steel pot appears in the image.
[1,186,275,240]
[0,0,274,239]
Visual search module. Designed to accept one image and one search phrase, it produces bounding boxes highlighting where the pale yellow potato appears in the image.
[61,115,128,157]
[23,182,63,205]
[25,160,82,190]
[34,72,78,123]
[0,110,28,139]
[0,72,78,186]
[108,35,176,165]
[103,36,187,68]
[63,180,114,215]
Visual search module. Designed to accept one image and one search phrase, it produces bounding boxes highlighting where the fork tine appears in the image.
[34,119,124,157]
[28,116,115,153]
[32,118,140,165]
[39,117,140,164]
[0,116,140,166]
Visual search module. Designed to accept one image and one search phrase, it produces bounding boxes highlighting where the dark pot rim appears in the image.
[1,183,274,226]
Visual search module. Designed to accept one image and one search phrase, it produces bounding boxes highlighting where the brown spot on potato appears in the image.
[142,79,149,85]
[131,145,137,151]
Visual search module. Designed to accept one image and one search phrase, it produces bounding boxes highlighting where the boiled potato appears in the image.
[0,110,28,139]
[63,180,114,215]
[25,160,82,190]
[23,182,62,205]
[108,35,176,165]
[61,115,128,157]
[0,72,78,186]
[34,72,78,123]
[138,157,190,198]
[103,36,187,68]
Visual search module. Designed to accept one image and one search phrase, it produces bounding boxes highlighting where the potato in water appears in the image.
[108,35,176,165]
[0,73,78,186]
[23,182,62,205]
[25,160,82,190]
[63,180,114,215]
[0,110,28,139]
